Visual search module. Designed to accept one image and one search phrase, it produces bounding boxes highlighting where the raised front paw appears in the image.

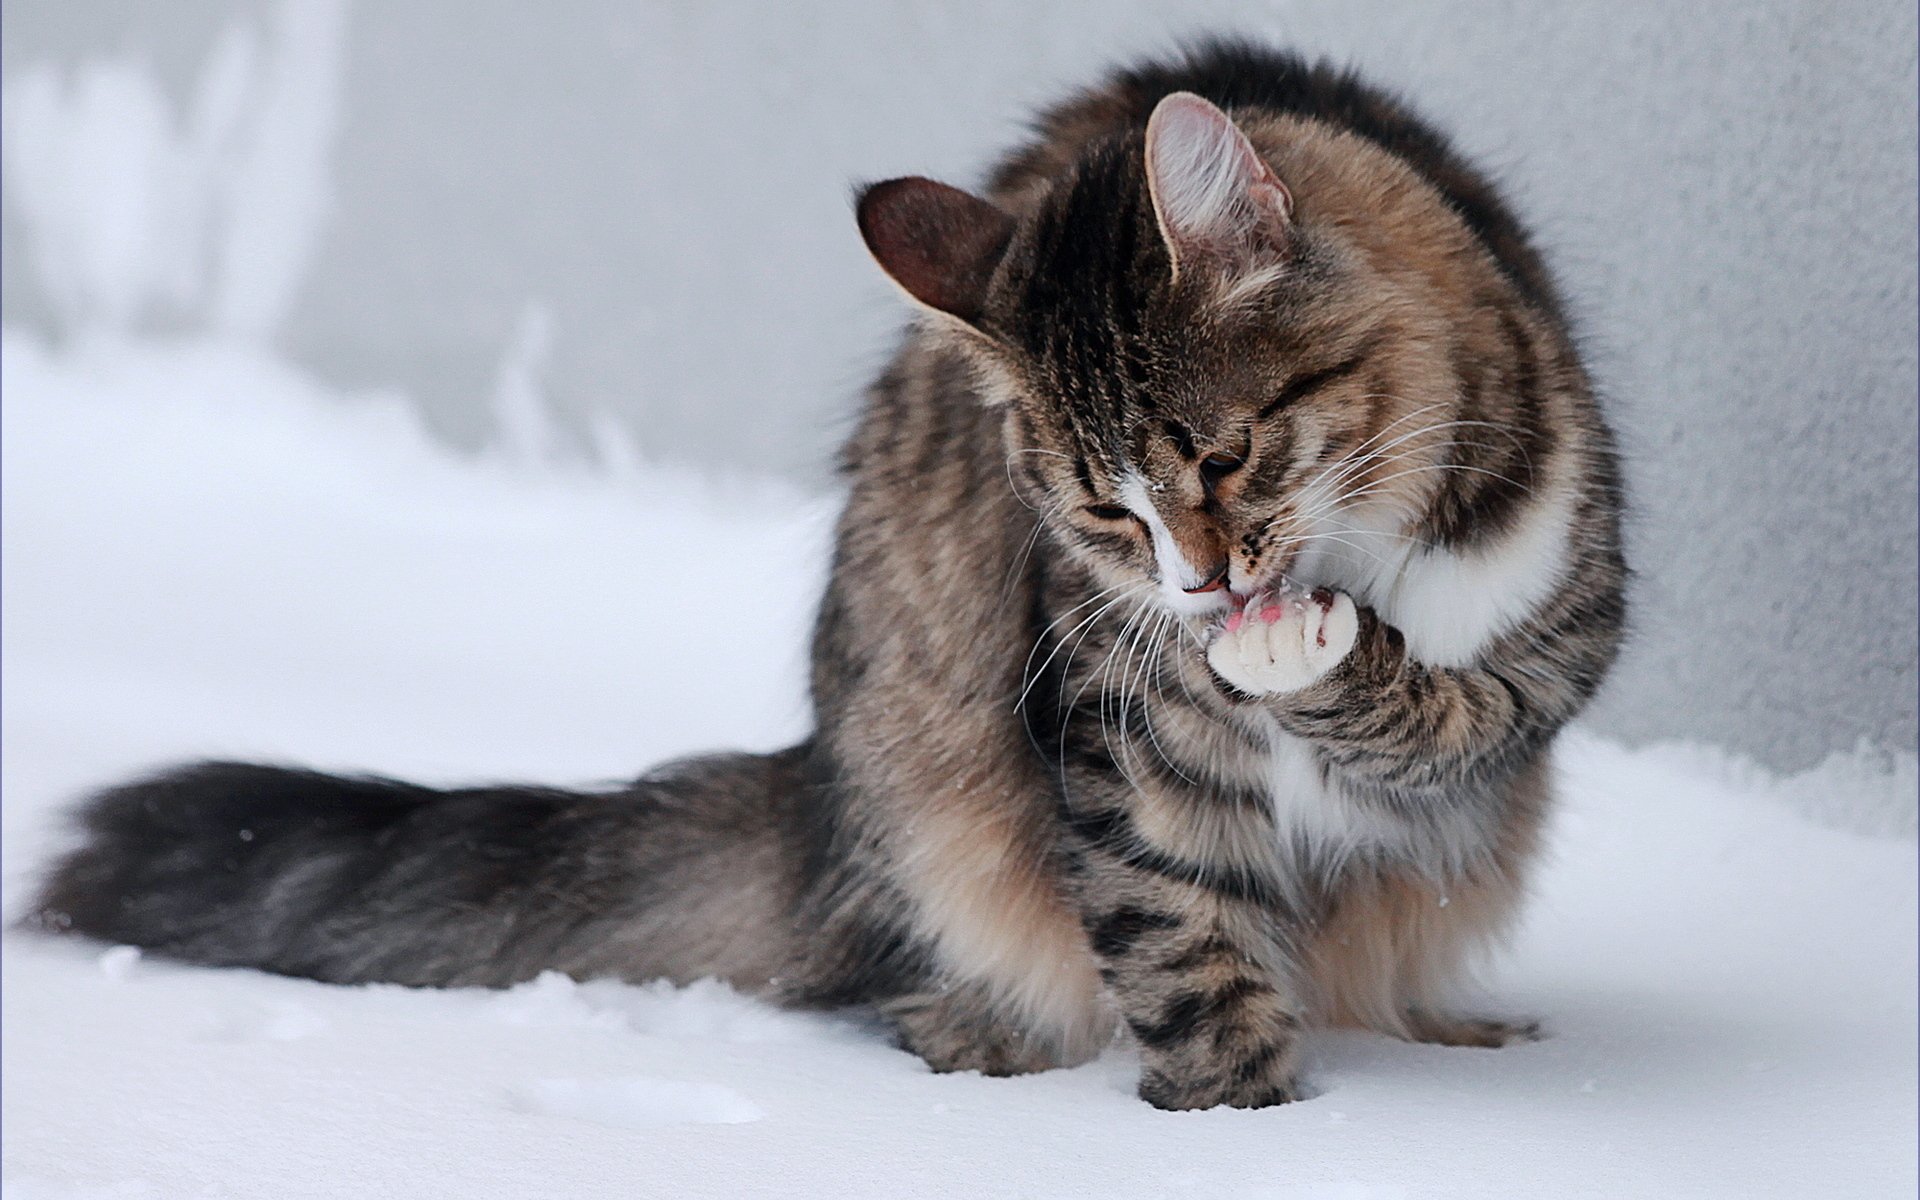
[1206,587,1358,697]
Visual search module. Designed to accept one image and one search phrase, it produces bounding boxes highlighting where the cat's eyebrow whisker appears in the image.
[1003,452,1058,513]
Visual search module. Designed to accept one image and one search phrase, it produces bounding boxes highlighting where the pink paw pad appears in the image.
[1224,612,1244,633]
[1258,604,1285,624]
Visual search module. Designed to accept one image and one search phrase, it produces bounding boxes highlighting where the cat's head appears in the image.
[858,92,1476,618]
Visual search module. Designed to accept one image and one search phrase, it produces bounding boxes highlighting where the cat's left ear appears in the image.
[857,177,1015,331]
[1145,92,1294,280]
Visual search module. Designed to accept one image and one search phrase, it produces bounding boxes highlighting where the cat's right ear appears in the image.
[1145,92,1293,281]
[856,177,1015,330]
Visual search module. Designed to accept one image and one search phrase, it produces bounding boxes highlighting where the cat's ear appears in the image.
[856,177,1015,329]
[1144,92,1293,279]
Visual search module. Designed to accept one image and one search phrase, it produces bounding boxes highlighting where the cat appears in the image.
[30,41,1626,1111]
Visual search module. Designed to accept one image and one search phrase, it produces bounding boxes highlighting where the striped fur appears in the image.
[31,42,1624,1111]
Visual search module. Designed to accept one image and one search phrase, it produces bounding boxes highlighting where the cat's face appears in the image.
[859,93,1451,618]
[997,285,1397,619]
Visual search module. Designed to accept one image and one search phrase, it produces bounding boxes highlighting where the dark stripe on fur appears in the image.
[32,752,812,992]
[1258,346,1374,419]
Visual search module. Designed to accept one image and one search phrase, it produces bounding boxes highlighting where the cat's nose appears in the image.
[1182,564,1230,594]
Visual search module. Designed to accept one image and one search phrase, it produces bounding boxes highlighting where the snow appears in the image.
[2,332,1914,1199]
[1,0,346,341]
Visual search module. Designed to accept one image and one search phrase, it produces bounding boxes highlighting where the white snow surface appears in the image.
[3,332,1915,1199]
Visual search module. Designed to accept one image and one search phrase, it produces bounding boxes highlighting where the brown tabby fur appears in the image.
[33,43,1625,1111]
[826,44,1624,1108]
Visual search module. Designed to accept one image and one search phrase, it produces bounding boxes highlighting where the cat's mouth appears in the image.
[1163,551,1300,618]
[1226,551,1301,605]
[1226,581,1295,611]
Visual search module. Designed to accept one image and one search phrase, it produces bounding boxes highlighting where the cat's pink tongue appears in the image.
[1222,590,1250,632]
[1223,587,1294,633]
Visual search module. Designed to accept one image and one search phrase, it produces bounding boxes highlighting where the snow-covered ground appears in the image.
[3,333,1915,1199]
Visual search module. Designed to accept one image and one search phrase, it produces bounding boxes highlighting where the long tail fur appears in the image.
[30,748,811,991]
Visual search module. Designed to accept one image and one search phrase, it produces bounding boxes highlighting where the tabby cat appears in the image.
[33,42,1625,1110]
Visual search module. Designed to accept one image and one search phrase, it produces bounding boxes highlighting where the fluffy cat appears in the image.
[32,42,1625,1110]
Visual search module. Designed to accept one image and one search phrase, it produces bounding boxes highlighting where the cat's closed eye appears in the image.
[1199,452,1243,488]
[1084,503,1138,523]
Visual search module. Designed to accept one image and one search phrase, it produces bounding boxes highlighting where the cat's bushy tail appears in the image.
[28,748,812,991]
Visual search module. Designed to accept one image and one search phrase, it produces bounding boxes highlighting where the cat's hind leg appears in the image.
[881,984,1065,1077]
[1401,1009,1542,1048]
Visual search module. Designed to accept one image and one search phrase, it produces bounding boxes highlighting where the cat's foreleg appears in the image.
[1402,1008,1543,1048]
[1204,586,1538,792]
[1064,786,1306,1110]
[1205,588,1559,1045]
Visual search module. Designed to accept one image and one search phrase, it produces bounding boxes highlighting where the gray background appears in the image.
[4,0,1915,772]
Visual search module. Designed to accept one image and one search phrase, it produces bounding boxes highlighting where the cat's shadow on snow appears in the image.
[1300,989,1778,1108]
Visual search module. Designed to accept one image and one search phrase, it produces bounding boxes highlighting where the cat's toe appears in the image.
[1404,1011,1544,1048]
[1301,588,1358,670]
[1207,588,1356,696]
[1139,1068,1303,1111]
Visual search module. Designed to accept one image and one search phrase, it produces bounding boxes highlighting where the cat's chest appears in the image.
[1251,718,1407,854]
[1218,717,1488,878]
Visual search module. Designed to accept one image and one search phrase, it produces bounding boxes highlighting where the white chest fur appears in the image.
[1255,716,1495,883]
[1254,477,1578,871]
[1293,476,1579,669]
[1257,718,1403,852]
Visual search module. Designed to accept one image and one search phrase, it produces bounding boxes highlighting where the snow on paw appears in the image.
[1207,588,1357,696]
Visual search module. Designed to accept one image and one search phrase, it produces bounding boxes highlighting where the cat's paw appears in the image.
[1138,1066,1303,1111]
[1403,1010,1544,1049]
[1206,588,1358,696]
[883,990,1062,1078]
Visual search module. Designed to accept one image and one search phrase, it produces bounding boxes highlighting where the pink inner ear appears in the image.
[1145,92,1292,272]
[856,178,1014,324]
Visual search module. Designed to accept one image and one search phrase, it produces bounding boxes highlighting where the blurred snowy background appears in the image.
[1,3,1915,1197]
